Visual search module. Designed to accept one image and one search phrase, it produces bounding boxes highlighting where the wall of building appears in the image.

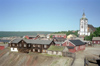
[11,48,18,52]
[92,40,100,44]
[0,46,4,50]
[47,51,62,56]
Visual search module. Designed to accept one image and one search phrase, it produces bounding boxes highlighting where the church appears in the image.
[78,12,96,36]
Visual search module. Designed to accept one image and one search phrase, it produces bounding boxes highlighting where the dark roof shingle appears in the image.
[69,40,85,46]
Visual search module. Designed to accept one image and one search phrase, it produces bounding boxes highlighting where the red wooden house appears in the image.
[92,37,100,44]
[0,44,8,50]
[50,34,66,38]
[62,40,86,53]
[24,35,40,39]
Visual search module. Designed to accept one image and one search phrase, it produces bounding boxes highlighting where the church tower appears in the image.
[78,12,90,36]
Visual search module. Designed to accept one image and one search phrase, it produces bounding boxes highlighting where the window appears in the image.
[38,45,40,47]
[33,45,35,47]
[28,44,30,47]
[38,49,40,52]
[76,46,78,50]
[20,44,21,47]
[17,44,18,46]
[24,44,26,47]
[94,41,96,43]
[33,49,35,52]
[13,44,15,46]
[43,50,45,52]
[44,45,47,48]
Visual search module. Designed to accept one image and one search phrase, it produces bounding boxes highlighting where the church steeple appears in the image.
[82,9,86,18]
[82,12,86,18]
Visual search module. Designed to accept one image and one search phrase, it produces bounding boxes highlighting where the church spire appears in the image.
[82,9,86,18]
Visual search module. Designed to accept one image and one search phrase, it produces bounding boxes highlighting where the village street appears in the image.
[72,45,100,66]
[72,51,85,66]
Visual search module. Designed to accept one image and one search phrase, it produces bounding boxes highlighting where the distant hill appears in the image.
[0,31,54,37]
[53,30,78,37]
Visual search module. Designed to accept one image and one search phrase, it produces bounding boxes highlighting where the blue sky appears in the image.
[0,0,100,31]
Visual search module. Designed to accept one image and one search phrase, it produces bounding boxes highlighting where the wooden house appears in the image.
[67,34,77,40]
[47,45,68,56]
[53,37,66,42]
[50,34,66,38]
[9,39,55,53]
[24,35,40,39]
[62,40,86,53]
[92,37,100,44]
[55,42,62,46]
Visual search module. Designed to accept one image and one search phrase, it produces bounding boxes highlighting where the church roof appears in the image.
[81,12,88,20]
[88,24,96,32]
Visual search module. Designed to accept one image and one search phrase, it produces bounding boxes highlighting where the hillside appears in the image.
[0,48,72,66]
[0,31,53,37]
[53,30,78,37]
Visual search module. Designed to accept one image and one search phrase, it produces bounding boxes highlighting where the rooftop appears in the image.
[92,37,100,40]
[47,45,65,51]
[69,40,85,46]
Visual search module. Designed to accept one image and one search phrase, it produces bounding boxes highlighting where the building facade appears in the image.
[92,37,100,44]
[9,39,55,53]
[62,40,85,53]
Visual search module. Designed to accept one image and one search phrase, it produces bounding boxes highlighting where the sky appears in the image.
[0,0,100,31]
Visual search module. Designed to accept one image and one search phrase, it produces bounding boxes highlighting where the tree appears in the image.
[50,35,53,38]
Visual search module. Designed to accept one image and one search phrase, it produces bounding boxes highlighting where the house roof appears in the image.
[92,37,100,40]
[88,24,96,32]
[54,37,66,41]
[55,42,62,44]
[11,39,54,45]
[26,35,37,37]
[47,45,65,51]
[38,34,46,37]
[51,34,66,36]
[11,39,22,43]
[69,40,85,46]
[23,39,53,44]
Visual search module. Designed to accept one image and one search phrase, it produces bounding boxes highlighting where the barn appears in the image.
[62,40,86,53]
